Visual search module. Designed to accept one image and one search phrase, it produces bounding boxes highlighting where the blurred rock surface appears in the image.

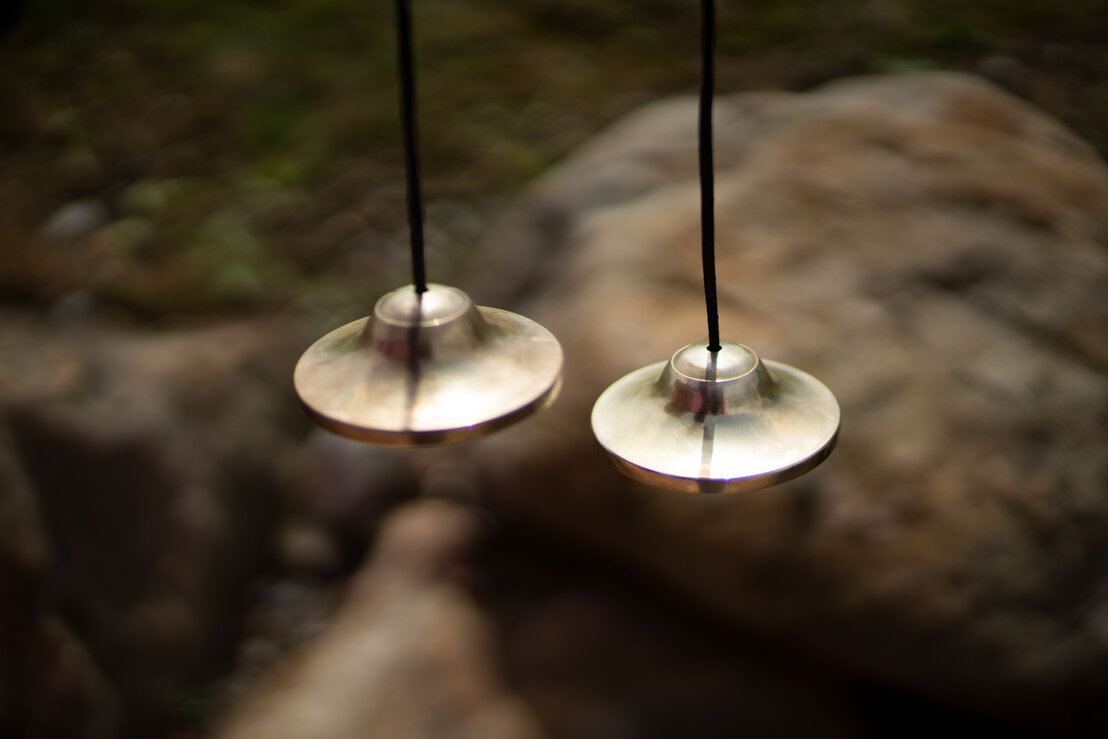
[454,72,1108,731]
[40,199,110,242]
[218,500,548,739]
[0,312,306,737]
[218,499,864,739]
[0,425,118,739]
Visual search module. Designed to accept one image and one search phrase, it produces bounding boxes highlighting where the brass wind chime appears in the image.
[294,0,840,493]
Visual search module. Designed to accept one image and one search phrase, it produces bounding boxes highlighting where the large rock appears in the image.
[449,72,1108,730]
[217,499,864,739]
[0,424,118,739]
[217,501,548,739]
[0,312,307,737]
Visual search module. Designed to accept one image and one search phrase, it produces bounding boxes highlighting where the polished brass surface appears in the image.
[295,284,563,445]
[591,341,839,493]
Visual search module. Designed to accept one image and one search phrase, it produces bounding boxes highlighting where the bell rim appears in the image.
[590,349,840,493]
[601,428,838,493]
[298,372,562,446]
[294,297,563,445]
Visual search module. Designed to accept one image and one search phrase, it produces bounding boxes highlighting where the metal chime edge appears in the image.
[294,284,564,446]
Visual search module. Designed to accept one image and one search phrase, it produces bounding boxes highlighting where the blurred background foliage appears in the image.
[1,0,1106,325]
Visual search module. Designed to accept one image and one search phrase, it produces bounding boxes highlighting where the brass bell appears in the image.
[591,0,840,493]
[295,283,562,445]
[591,341,839,493]
[295,2,563,446]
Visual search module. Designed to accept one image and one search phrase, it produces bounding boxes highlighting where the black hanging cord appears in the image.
[699,0,721,352]
[394,0,428,294]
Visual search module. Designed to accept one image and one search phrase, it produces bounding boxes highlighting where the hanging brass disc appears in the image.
[295,284,563,445]
[591,341,839,493]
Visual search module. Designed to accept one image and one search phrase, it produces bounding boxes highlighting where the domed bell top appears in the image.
[295,284,563,446]
[591,341,839,493]
[369,283,484,361]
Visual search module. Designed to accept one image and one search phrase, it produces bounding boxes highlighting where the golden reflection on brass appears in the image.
[591,342,839,493]
[295,284,563,445]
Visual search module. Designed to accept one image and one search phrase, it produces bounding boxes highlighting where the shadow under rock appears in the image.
[465,513,1042,739]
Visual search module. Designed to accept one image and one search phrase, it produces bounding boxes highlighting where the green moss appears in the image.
[3,0,1107,317]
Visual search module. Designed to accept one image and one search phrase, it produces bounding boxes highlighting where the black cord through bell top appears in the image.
[395,0,428,294]
[397,0,719,314]
[699,0,721,352]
